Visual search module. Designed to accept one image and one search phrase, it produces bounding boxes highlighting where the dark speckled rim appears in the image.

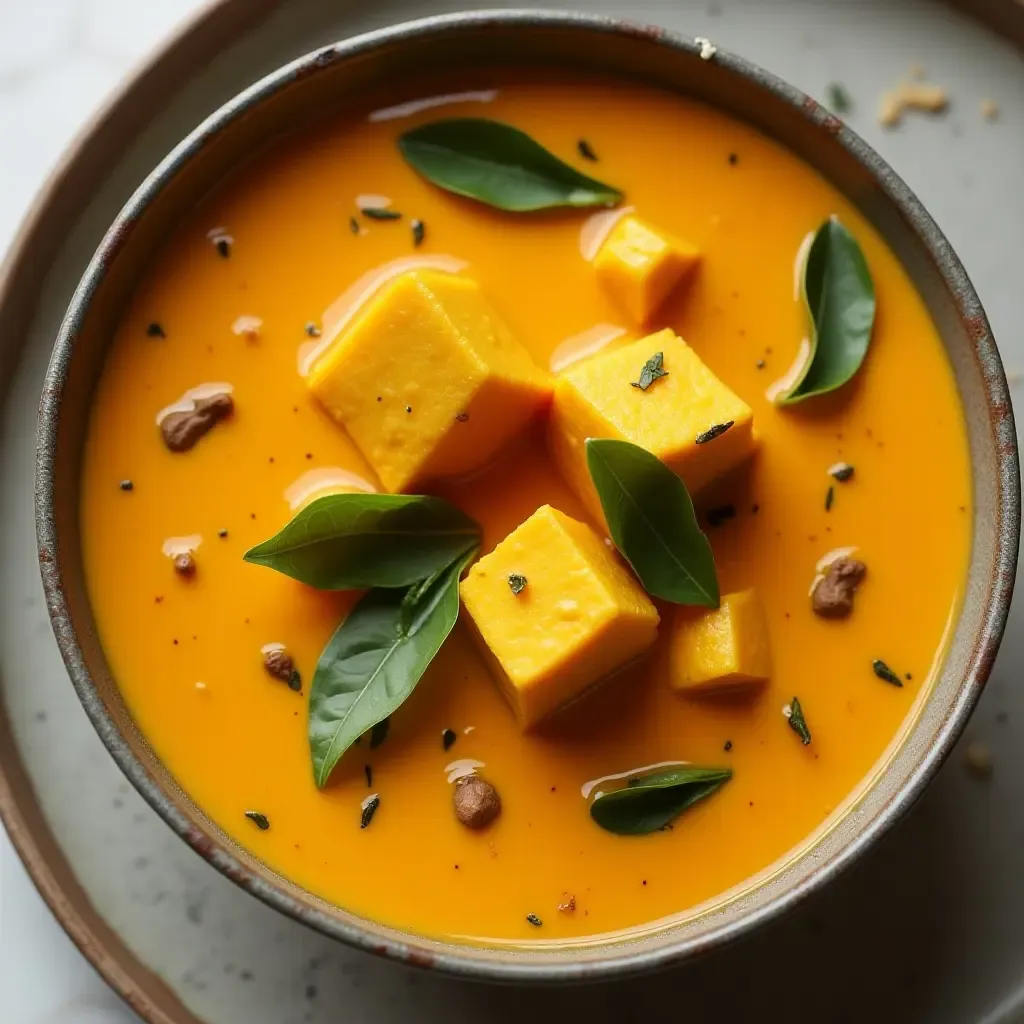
[34,9,1020,983]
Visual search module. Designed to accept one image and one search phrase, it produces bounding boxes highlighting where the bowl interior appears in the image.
[36,12,1018,980]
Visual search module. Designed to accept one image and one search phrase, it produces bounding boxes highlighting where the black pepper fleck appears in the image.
[526,914,543,927]
[577,138,598,161]
[360,795,380,828]
[411,219,425,247]
[119,479,134,492]
[146,322,166,338]
[364,764,372,787]
[728,153,739,166]
[724,740,733,752]
[215,237,231,258]
[218,528,228,538]
[442,728,457,751]
[304,322,321,337]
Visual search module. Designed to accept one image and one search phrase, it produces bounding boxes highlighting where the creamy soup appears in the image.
[80,73,970,945]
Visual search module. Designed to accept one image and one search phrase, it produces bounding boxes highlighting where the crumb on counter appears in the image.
[879,80,949,128]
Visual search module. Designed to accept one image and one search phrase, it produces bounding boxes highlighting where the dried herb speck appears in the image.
[872,659,904,687]
[724,740,733,752]
[146,322,166,339]
[304,322,321,337]
[829,462,855,482]
[361,207,402,221]
[695,421,734,444]
[827,82,853,114]
[508,574,527,595]
[218,528,229,539]
[526,913,543,927]
[287,670,302,692]
[707,505,736,528]
[360,794,380,828]
[786,697,812,745]
[119,479,134,492]
[364,764,373,787]
[245,811,270,831]
[755,359,766,370]
[369,718,390,749]
[728,153,739,166]
[631,351,668,391]
[577,139,598,161]
[825,485,835,511]
[442,728,457,751]
[411,219,425,246]
[214,237,231,258]
[349,216,360,235]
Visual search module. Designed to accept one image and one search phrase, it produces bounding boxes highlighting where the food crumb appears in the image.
[262,644,300,691]
[695,36,717,60]
[981,99,999,122]
[878,79,949,128]
[964,741,993,780]
[811,555,866,618]
[558,894,576,912]
[232,315,262,342]
[160,391,233,453]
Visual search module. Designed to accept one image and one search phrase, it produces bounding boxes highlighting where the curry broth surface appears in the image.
[80,75,970,943]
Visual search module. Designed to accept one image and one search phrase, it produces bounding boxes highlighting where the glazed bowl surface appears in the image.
[35,9,1019,982]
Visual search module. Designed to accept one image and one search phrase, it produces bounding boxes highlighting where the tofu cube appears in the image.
[460,505,659,728]
[670,589,771,693]
[593,215,700,324]
[306,270,550,493]
[548,329,756,526]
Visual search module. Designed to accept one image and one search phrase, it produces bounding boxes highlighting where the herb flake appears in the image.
[827,82,853,114]
[786,697,812,745]
[304,322,321,337]
[411,219,425,246]
[577,138,598,161]
[526,913,543,927]
[360,794,380,828]
[361,207,401,221]
[829,462,855,482]
[825,485,835,511]
[695,421,734,445]
[364,764,373,787]
[872,659,904,687]
[630,351,668,392]
[349,216,360,235]
[508,574,528,595]
[287,669,302,692]
[442,727,457,751]
[119,480,134,492]
[146,322,166,338]
[245,811,270,831]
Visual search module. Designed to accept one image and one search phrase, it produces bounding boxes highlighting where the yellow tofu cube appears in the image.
[306,270,551,493]
[460,505,659,728]
[670,589,772,693]
[548,329,756,526]
[593,215,700,324]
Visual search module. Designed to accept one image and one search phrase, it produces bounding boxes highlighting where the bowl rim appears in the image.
[34,7,1020,983]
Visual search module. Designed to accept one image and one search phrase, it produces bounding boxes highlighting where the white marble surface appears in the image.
[0,7,206,1022]
[1,2,1023,1023]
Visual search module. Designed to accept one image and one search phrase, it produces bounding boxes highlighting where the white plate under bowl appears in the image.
[2,1,1023,1022]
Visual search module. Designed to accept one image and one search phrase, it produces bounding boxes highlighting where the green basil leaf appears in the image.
[398,118,623,213]
[590,765,732,835]
[585,438,719,607]
[308,547,476,788]
[243,493,480,590]
[777,217,876,404]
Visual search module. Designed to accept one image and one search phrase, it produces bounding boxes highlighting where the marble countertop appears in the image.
[0,6,207,1021]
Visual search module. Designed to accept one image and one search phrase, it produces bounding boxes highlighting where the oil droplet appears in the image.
[580,760,688,801]
[162,534,202,558]
[446,758,485,784]
[284,467,377,509]
[156,383,234,426]
[579,205,634,261]
[369,90,498,123]
[549,323,627,373]
[298,255,468,377]
[232,315,263,341]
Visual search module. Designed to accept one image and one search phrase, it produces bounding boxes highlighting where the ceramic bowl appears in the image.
[35,10,1019,982]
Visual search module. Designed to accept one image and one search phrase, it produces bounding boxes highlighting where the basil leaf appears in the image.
[585,438,719,607]
[777,217,876,404]
[590,766,732,835]
[308,547,476,788]
[243,493,480,590]
[398,118,623,213]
